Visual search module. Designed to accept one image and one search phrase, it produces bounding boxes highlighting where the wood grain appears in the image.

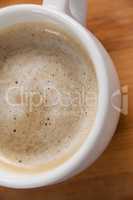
[0,0,132,199]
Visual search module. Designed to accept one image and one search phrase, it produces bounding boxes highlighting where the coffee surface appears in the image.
[0,23,98,168]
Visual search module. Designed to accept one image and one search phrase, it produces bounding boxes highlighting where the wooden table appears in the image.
[0,0,133,199]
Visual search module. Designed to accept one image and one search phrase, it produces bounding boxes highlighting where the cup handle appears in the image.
[42,0,88,26]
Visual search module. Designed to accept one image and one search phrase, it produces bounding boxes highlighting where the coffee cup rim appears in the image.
[0,4,121,188]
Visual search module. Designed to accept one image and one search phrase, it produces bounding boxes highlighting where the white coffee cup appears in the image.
[0,0,121,189]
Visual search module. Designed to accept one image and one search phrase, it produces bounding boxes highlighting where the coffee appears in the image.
[0,22,98,170]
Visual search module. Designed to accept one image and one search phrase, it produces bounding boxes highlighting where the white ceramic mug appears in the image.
[0,0,121,189]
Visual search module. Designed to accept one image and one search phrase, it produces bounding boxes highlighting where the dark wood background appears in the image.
[0,0,133,199]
